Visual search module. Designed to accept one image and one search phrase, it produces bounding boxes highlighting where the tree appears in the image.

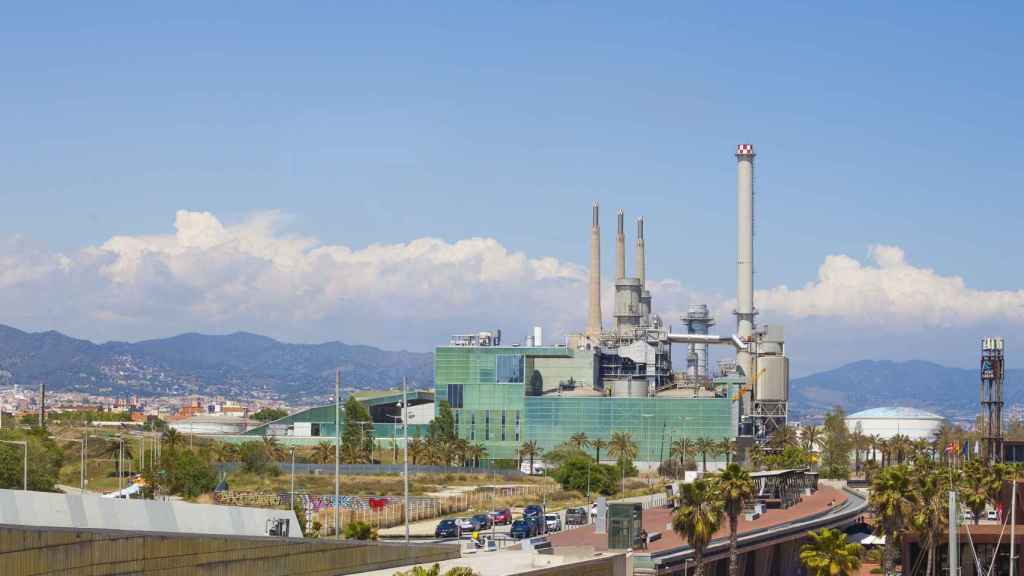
[609,432,638,493]
[800,528,863,576]
[343,396,374,463]
[870,465,916,575]
[569,432,590,451]
[313,441,334,464]
[162,428,182,451]
[552,455,616,495]
[465,443,487,468]
[671,478,724,576]
[212,442,238,464]
[252,407,288,422]
[591,438,608,464]
[670,438,693,473]
[718,439,736,465]
[0,428,62,491]
[718,464,755,576]
[519,441,542,473]
[262,436,286,462]
[851,423,867,477]
[800,424,821,453]
[238,441,279,476]
[693,437,717,474]
[429,401,456,443]
[146,447,217,498]
[959,461,997,526]
[409,437,426,465]
[769,425,799,451]
[820,407,852,479]
[910,464,947,576]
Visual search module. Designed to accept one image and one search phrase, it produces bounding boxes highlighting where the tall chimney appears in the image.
[588,203,603,338]
[735,144,756,379]
[635,217,645,288]
[615,210,626,280]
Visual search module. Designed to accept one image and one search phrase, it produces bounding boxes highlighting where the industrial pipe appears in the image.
[666,333,748,351]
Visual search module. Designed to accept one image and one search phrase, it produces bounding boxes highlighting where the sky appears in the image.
[1,2,1023,375]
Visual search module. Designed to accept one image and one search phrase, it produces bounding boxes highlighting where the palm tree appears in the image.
[569,432,590,452]
[213,442,238,464]
[408,437,425,465]
[868,434,882,464]
[769,424,799,451]
[465,443,487,468]
[313,441,333,464]
[800,424,821,453]
[910,465,947,576]
[162,428,182,451]
[693,437,716,474]
[800,528,863,576]
[870,465,916,575]
[850,425,866,476]
[671,478,724,576]
[262,436,286,462]
[519,441,542,474]
[609,432,638,493]
[718,439,736,465]
[719,463,755,576]
[959,461,997,526]
[591,438,608,464]
[670,438,692,473]
[452,438,470,467]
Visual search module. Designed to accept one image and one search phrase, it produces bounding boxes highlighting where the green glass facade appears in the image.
[435,345,739,464]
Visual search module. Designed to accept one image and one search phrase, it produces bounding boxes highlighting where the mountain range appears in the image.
[0,324,1013,419]
[0,324,433,402]
[789,359,1023,421]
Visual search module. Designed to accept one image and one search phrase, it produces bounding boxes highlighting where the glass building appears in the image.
[435,343,739,465]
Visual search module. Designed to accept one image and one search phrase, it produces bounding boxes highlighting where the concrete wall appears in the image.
[0,524,458,576]
[0,489,302,538]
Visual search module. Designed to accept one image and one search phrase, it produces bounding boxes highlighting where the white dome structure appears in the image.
[845,407,944,440]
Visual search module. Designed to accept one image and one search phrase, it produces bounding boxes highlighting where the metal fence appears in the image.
[217,462,526,478]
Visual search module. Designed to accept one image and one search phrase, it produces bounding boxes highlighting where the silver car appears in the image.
[544,513,561,532]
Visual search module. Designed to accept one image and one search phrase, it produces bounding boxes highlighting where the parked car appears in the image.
[523,505,544,519]
[472,513,493,530]
[544,513,562,532]
[987,510,998,521]
[524,515,543,536]
[565,507,587,526]
[435,519,460,538]
[489,508,513,525]
[455,517,480,532]
[510,519,532,539]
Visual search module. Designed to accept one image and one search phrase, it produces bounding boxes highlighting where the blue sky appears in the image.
[1,3,1023,373]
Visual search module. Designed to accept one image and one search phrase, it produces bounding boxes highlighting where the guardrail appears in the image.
[216,463,526,478]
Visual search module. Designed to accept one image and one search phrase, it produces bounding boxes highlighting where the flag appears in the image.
[945,442,956,454]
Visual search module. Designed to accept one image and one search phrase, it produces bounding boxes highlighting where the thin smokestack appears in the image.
[635,217,645,288]
[588,203,602,338]
[615,209,626,280]
[735,144,756,379]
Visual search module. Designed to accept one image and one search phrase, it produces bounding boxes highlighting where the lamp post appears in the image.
[402,377,410,543]
[0,440,28,490]
[289,447,296,510]
[334,368,341,540]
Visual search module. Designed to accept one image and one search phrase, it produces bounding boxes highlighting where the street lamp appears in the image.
[0,440,28,490]
[289,447,296,510]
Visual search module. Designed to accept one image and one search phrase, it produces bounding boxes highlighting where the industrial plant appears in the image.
[433,145,791,467]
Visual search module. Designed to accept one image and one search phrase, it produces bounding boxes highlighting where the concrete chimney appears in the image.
[735,144,756,380]
[635,217,645,288]
[615,209,626,280]
[588,203,603,338]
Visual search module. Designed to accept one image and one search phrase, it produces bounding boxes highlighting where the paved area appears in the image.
[547,485,848,553]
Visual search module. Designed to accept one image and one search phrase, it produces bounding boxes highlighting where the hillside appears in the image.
[0,325,433,401]
[790,359,1024,420]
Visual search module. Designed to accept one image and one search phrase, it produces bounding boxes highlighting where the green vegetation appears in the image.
[0,427,63,491]
[672,477,723,576]
[252,407,288,422]
[550,454,617,496]
[342,520,378,540]
[393,564,478,576]
[718,464,755,576]
[800,528,863,576]
[342,396,374,463]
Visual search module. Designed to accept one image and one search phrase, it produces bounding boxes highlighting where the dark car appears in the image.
[565,507,588,526]
[523,505,545,534]
[524,515,544,536]
[489,508,513,525]
[510,519,532,539]
[472,513,492,530]
[435,519,460,538]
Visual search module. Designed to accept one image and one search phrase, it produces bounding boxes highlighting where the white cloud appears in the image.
[756,244,1024,327]
[1,212,1022,360]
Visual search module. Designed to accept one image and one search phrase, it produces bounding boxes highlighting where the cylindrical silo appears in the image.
[754,355,789,402]
[614,278,643,335]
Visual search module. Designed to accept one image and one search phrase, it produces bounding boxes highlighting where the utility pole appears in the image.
[334,368,341,540]
[949,490,959,575]
[402,376,409,543]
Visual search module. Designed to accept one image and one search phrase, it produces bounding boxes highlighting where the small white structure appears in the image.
[845,407,944,440]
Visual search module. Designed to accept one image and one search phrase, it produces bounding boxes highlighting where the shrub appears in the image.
[343,520,378,540]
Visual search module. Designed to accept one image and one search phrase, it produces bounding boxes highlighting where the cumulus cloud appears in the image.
[756,245,1024,326]
[1,212,1022,355]
[0,210,595,348]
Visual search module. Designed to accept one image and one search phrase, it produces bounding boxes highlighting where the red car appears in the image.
[489,508,513,525]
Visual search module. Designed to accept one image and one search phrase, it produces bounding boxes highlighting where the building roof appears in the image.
[846,407,943,420]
